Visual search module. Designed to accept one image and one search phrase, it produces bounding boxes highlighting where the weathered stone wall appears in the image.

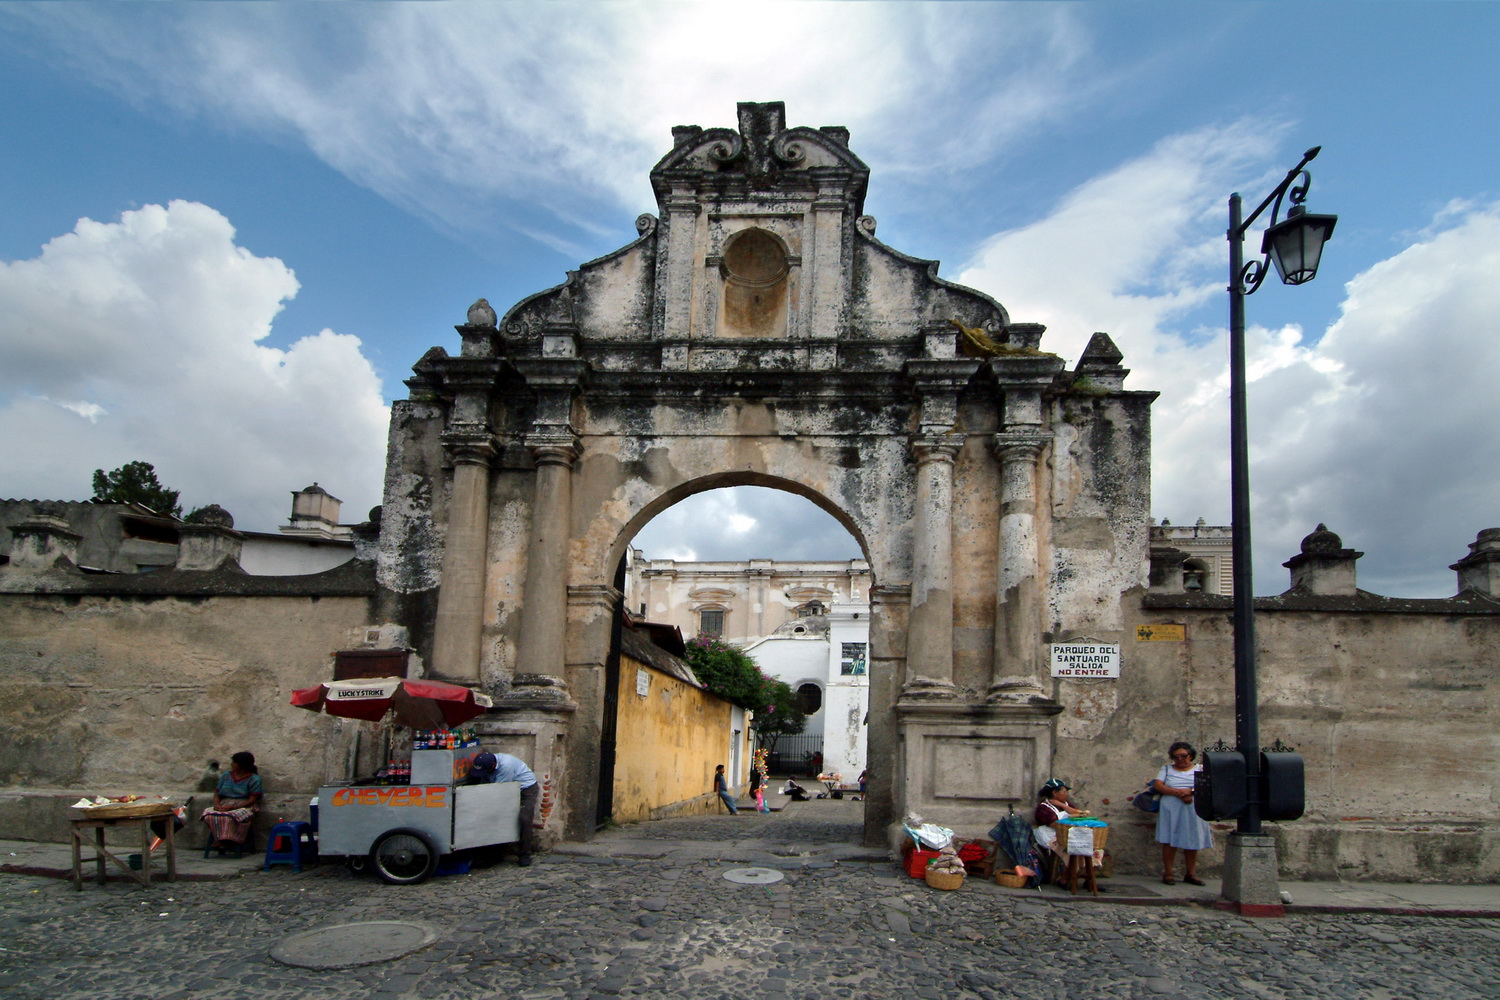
[0,585,375,842]
[1049,593,1500,882]
[376,102,1158,849]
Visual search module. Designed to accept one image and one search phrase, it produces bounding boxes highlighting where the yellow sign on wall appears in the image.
[1136,623,1186,642]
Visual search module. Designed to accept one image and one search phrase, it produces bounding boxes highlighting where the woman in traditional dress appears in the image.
[1153,741,1213,885]
[1032,778,1087,878]
[201,751,262,849]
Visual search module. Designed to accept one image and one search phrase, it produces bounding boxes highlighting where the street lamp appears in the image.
[1223,147,1336,912]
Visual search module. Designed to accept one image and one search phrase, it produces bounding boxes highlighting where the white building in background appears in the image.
[623,548,870,644]
[1151,518,1232,595]
[622,548,870,778]
[240,484,358,575]
[744,602,870,779]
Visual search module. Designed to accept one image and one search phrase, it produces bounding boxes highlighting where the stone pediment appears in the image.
[477,99,1031,376]
[651,102,869,202]
[687,587,737,603]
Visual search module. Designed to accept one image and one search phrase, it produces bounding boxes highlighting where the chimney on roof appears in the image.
[281,483,348,540]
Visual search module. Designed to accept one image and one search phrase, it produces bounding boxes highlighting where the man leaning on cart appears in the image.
[469,751,538,866]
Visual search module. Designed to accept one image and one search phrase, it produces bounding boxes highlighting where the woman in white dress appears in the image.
[1153,742,1213,885]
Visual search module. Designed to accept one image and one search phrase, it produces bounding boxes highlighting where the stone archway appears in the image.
[373,102,1155,846]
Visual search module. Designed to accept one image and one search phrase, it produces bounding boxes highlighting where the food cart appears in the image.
[317,744,521,884]
[290,677,521,885]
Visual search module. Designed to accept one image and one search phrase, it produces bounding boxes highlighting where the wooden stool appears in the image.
[1063,852,1099,896]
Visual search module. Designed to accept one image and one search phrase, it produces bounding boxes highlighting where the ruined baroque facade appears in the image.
[376,102,1154,845]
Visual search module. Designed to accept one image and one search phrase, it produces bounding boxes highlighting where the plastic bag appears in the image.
[913,823,954,851]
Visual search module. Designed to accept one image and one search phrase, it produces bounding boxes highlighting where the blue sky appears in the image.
[2,2,1497,597]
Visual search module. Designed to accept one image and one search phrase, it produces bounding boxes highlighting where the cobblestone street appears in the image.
[2,803,1496,1000]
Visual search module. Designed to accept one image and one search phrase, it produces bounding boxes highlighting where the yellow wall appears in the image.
[611,653,739,822]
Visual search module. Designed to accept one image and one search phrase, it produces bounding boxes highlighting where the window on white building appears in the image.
[840,642,867,675]
[698,607,725,636]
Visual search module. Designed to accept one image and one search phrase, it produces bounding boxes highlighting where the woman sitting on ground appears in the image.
[200,751,262,848]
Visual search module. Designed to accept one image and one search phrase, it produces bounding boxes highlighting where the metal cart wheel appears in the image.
[370,829,437,885]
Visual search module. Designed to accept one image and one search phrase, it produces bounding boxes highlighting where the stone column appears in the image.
[430,432,494,682]
[508,358,586,706]
[988,435,1051,701]
[903,436,960,698]
[511,436,580,706]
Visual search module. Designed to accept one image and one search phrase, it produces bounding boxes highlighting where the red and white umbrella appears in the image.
[290,677,493,729]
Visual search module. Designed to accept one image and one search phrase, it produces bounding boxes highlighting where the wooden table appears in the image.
[69,804,177,889]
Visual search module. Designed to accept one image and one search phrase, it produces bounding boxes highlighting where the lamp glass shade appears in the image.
[1262,210,1337,285]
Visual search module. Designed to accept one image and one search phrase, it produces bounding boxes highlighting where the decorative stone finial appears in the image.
[186,504,234,529]
[467,298,497,329]
[1299,523,1343,554]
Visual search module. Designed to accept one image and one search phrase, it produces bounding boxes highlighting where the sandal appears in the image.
[1161,875,1176,885]
[1184,876,1205,886]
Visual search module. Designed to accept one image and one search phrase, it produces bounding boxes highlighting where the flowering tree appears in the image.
[682,635,806,751]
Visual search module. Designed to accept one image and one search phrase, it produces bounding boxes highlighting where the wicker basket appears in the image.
[1053,822,1110,854]
[994,871,1028,888]
[69,800,175,820]
[925,868,965,890]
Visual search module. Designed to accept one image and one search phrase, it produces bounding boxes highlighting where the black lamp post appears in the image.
[1226,148,1336,839]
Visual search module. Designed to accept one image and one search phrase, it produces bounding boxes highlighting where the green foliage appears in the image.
[753,678,807,744]
[91,461,182,517]
[683,635,763,708]
[682,635,806,743]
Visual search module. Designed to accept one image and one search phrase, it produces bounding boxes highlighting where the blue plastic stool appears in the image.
[263,821,315,872]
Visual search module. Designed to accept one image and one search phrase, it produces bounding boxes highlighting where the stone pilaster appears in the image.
[988,434,1053,702]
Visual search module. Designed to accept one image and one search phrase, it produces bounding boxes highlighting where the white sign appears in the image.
[1049,643,1120,678]
[635,668,651,697]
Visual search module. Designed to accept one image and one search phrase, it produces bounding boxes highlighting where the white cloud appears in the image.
[959,130,1500,596]
[0,202,389,531]
[6,3,1098,238]
[633,487,859,563]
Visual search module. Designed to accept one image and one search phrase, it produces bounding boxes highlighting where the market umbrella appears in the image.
[290,677,493,730]
[988,805,1043,889]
